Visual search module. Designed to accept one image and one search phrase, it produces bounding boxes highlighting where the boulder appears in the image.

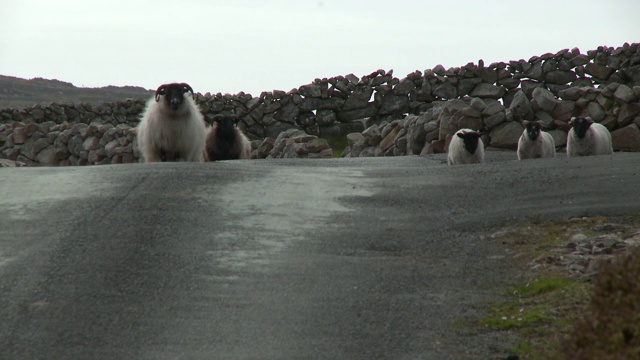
[612,124,640,151]
[509,90,534,121]
[531,87,558,113]
[489,121,523,149]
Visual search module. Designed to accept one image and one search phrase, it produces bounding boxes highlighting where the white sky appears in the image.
[1,0,638,96]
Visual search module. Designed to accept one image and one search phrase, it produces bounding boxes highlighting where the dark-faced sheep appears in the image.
[205,114,251,161]
[447,129,484,165]
[136,82,207,162]
[517,120,556,160]
[566,116,613,157]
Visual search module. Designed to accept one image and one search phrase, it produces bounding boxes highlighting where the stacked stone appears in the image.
[343,81,640,157]
[1,43,639,165]
[0,121,138,166]
[0,99,147,128]
[0,119,333,165]
[252,129,333,159]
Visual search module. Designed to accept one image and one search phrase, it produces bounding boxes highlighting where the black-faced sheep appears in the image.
[447,129,484,165]
[205,114,251,161]
[566,116,613,157]
[136,82,207,162]
[517,120,556,160]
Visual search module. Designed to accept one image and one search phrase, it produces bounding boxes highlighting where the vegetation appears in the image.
[562,247,640,359]
[0,75,153,109]
[483,215,640,359]
[320,133,349,157]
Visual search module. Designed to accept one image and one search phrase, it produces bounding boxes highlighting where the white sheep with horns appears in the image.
[136,82,207,162]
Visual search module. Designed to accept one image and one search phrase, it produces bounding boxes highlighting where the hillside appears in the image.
[0,75,154,109]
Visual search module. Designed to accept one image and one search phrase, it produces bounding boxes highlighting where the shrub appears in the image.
[562,247,640,359]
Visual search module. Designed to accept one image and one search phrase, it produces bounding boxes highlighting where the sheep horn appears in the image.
[154,85,166,102]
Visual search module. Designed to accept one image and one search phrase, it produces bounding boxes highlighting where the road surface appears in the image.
[1,152,639,359]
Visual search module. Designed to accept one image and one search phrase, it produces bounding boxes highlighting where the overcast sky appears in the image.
[1,0,638,96]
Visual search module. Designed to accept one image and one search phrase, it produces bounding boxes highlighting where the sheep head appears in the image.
[523,120,543,141]
[154,82,195,110]
[456,130,482,154]
[213,114,240,136]
[570,117,593,139]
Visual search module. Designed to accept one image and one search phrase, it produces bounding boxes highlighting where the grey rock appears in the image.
[534,111,555,128]
[586,102,606,122]
[393,78,416,95]
[483,112,506,129]
[531,87,557,113]
[544,70,577,84]
[363,124,382,146]
[611,124,640,151]
[614,84,638,103]
[22,138,50,160]
[434,82,458,99]
[482,101,504,117]
[457,78,483,97]
[509,90,534,121]
[316,110,337,126]
[489,121,523,149]
[36,145,58,166]
[469,83,505,99]
[379,95,409,115]
[343,86,374,110]
[584,63,615,80]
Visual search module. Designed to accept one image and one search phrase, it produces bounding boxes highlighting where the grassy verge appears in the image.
[481,215,640,359]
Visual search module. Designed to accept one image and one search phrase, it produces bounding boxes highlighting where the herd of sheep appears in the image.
[136,82,251,163]
[447,117,613,166]
[137,82,614,165]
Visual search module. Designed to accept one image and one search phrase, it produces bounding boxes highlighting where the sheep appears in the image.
[517,120,556,160]
[136,82,207,162]
[204,114,252,161]
[447,128,484,165]
[566,116,613,157]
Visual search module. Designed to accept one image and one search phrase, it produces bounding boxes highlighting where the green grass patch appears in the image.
[320,134,349,158]
[511,276,573,297]
[481,275,590,359]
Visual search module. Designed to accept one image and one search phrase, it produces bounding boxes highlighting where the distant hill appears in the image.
[0,75,154,109]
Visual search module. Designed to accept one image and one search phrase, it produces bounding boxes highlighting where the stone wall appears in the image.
[343,82,640,157]
[1,42,639,165]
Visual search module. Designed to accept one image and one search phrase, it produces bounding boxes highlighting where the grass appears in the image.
[481,275,590,359]
[480,215,640,359]
[320,133,349,157]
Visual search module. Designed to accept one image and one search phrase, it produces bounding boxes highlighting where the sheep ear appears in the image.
[522,120,530,126]
[457,132,465,139]
[585,116,593,123]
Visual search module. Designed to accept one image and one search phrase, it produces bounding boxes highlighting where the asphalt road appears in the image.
[1,152,639,359]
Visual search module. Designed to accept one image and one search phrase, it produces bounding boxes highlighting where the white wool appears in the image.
[136,95,206,162]
[517,130,556,160]
[567,123,613,157]
[447,128,485,165]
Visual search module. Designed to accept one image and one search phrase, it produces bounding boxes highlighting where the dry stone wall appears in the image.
[343,82,640,157]
[1,43,639,165]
